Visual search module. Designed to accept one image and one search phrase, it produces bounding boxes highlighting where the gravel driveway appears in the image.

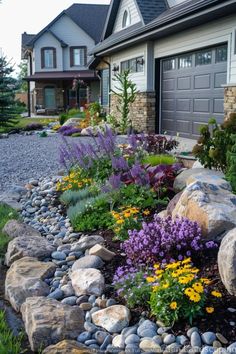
[0,134,83,193]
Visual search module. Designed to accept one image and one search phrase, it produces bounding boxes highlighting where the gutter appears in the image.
[92,0,236,56]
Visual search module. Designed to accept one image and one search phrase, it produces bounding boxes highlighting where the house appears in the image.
[22,3,109,116]
[90,0,236,138]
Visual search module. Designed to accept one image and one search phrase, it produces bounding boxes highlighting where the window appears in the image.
[120,56,144,73]
[41,47,56,69]
[70,47,87,67]
[122,9,131,28]
[101,69,109,106]
[163,58,175,71]
[195,50,212,65]
[216,46,227,63]
[179,55,192,68]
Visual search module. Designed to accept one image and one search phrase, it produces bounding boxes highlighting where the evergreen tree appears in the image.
[0,56,18,127]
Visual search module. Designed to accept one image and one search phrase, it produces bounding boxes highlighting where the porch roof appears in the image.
[24,71,98,81]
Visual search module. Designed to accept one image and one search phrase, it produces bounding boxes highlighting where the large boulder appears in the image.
[3,220,41,239]
[173,168,226,192]
[5,234,56,266]
[70,268,105,296]
[71,235,105,252]
[63,118,81,127]
[218,228,236,296]
[172,174,236,240]
[21,297,84,352]
[42,340,92,354]
[5,257,56,312]
[91,305,131,333]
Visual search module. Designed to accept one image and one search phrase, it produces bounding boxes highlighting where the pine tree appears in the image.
[0,56,18,127]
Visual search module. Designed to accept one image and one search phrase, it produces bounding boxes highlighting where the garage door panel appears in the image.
[177,76,191,90]
[162,99,175,111]
[160,44,227,137]
[193,98,210,113]
[213,98,224,114]
[194,74,211,89]
[176,99,191,112]
[162,78,175,91]
[214,72,227,88]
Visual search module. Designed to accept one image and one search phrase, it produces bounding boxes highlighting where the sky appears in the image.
[0,0,110,76]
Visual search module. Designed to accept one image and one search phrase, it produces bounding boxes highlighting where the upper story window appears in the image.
[41,47,56,69]
[122,9,131,28]
[70,46,87,67]
[167,0,191,7]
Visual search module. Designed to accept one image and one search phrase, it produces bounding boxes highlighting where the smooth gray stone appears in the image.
[77,331,91,343]
[125,334,140,345]
[61,296,77,306]
[201,332,216,345]
[47,289,63,300]
[187,327,199,338]
[164,334,176,345]
[100,334,112,350]
[191,331,202,348]
[84,321,98,333]
[200,346,215,354]
[228,342,236,354]
[121,325,138,338]
[51,251,66,260]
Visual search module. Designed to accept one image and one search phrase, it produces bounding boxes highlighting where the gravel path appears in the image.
[0,134,86,193]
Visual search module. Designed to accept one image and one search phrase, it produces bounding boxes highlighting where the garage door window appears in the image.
[179,55,192,68]
[163,58,175,71]
[195,50,212,65]
[216,46,227,63]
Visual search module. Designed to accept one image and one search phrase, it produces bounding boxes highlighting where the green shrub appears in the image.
[192,114,236,172]
[71,132,81,137]
[142,154,176,166]
[0,310,24,354]
[60,186,98,206]
[59,113,68,126]
[226,133,236,193]
[0,204,18,259]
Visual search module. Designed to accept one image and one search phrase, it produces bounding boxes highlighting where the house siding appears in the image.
[113,0,141,33]
[110,43,148,92]
[34,33,63,72]
[154,14,236,85]
[51,15,95,71]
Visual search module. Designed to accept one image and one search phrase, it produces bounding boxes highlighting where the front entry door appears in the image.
[44,87,56,109]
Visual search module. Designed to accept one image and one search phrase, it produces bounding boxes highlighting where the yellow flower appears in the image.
[146,277,155,283]
[155,269,164,276]
[170,301,177,310]
[68,184,72,189]
[154,264,160,269]
[116,219,124,225]
[201,278,211,285]
[152,285,159,292]
[179,276,192,284]
[192,282,204,294]
[182,257,191,265]
[162,282,169,289]
[211,291,222,298]
[166,262,180,270]
[124,212,131,218]
[189,291,201,303]
[184,287,194,296]
[206,307,214,314]
[143,210,150,216]
[114,228,120,233]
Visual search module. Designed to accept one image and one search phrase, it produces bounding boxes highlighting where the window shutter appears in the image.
[53,48,57,68]
[41,49,45,68]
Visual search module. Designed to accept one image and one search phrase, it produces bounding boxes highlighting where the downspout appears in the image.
[27,80,31,117]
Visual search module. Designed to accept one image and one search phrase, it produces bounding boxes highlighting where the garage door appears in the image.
[161,45,227,138]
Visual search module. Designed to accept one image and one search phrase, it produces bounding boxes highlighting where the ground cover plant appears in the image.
[0,117,58,134]
[0,203,18,259]
[0,310,24,354]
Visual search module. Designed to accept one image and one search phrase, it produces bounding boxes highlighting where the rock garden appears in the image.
[0,119,236,354]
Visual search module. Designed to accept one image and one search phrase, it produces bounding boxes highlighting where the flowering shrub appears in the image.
[122,215,217,267]
[58,125,81,136]
[128,133,179,155]
[56,171,92,192]
[113,266,151,308]
[111,206,149,241]
[148,258,221,325]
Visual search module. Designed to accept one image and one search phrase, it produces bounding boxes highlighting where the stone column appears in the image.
[224,84,236,120]
[110,91,156,133]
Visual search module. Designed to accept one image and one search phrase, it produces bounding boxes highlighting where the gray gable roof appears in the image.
[102,0,168,39]
[21,32,36,59]
[26,3,109,47]
[135,0,168,24]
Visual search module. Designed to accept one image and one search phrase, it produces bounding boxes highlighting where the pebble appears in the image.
[77,331,91,343]
[163,334,176,345]
[200,346,215,354]
[47,289,64,300]
[176,335,188,345]
[125,334,140,345]
[112,334,126,349]
[94,331,108,345]
[228,342,236,354]
[137,320,157,338]
[164,342,181,353]
[191,331,202,348]
[61,296,77,306]
[216,333,228,345]
[121,326,138,338]
[139,338,162,352]
[79,302,92,311]
[201,332,216,345]
[51,251,66,260]
[84,321,99,333]
[100,334,112,350]
[187,327,199,338]
[227,308,236,313]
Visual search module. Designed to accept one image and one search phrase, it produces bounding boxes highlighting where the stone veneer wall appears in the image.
[110,92,156,133]
[224,85,236,120]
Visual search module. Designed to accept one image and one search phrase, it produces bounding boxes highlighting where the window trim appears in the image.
[70,46,87,67]
[41,47,56,69]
